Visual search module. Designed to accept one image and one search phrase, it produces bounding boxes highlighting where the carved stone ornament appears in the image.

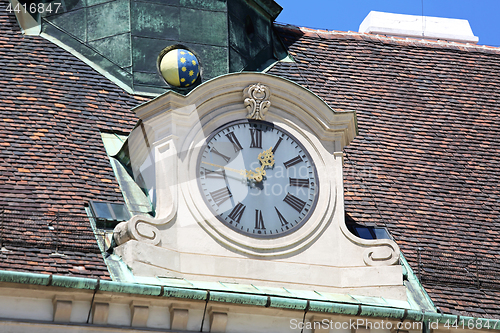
[244,83,271,120]
[113,213,175,246]
[363,243,400,266]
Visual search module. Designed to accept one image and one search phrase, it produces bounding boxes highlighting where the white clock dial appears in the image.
[197,120,319,238]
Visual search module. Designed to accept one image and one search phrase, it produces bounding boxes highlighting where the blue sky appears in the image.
[276,0,500,47]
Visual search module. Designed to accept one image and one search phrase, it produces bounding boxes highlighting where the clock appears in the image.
[197,119,319,238]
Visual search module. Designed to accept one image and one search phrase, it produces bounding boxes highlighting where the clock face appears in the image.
[197,120,319,238]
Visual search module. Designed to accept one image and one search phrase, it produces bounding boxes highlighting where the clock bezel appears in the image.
[196,119,320,239]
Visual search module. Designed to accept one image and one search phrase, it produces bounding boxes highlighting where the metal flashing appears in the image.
[9,0,41,35]
[400,254,437,312]
[100,132,154,217]
[40,24,135,95]
[252,0,282,20]
[1,270,498,327]
[121,274,416,311]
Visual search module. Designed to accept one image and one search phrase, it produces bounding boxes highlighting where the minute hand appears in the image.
[201,161,249,178]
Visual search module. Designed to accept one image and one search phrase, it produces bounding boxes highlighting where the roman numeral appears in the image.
[228,203,246,223]
[275,207,289,226]
[289,178,309,187]
[283,155,303,169]
[211,147,231,163]
[204,168,226,179]
[283,193,306,212]
[272,137,283,154]
[225,132,243,152]
[249,129,262,148]
[210,187,232,206]
[254,209,265,229]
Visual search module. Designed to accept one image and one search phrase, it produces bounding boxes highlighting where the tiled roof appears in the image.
[268,25,500,317]
[3,0,500,316]
[0,246,109,277]
[0,0,148,278]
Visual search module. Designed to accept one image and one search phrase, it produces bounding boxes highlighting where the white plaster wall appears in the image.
[226,311,304,333]
[371,328,391,333]
[107,302,132,326]
[331,323,351,333]
[70,300,91,323]
[146,305,170,329]
[186,308,206,331]
[0,321,165,332]
[0,295,52,321]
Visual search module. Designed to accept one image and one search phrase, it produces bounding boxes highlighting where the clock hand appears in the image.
[203,160,267,183]
[258,147,275,168]
[201,161,251,179]
[247,167,265,182]
[248,147,275,182]
[202,147,276,183]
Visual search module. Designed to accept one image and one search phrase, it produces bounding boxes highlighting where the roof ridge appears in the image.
[274,22,500,54]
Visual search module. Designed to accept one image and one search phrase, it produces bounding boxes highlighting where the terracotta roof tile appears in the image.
[0,3,147,213]
[0,246,110,279]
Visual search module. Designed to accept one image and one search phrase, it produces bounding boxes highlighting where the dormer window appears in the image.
[347,224,392,240]
[88,201,131,229]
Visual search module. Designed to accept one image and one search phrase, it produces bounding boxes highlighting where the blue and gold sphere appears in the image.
[160,49,200,88]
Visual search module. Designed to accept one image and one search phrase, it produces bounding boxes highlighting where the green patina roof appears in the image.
[14,0,287,96]
[4,268,487,327]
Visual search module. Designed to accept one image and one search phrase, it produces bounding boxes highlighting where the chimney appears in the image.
[359,11,479,44]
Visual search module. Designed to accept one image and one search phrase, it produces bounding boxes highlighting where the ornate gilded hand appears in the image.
[202,148,275,183]
[247,166,265,182]
[201,161,249,178]
[258,147,275,168]
[248,147,275,182]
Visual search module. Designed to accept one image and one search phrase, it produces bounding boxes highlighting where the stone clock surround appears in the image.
[113,73,405,300]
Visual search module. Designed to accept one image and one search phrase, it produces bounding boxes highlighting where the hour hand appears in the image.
[247,167,265,183]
